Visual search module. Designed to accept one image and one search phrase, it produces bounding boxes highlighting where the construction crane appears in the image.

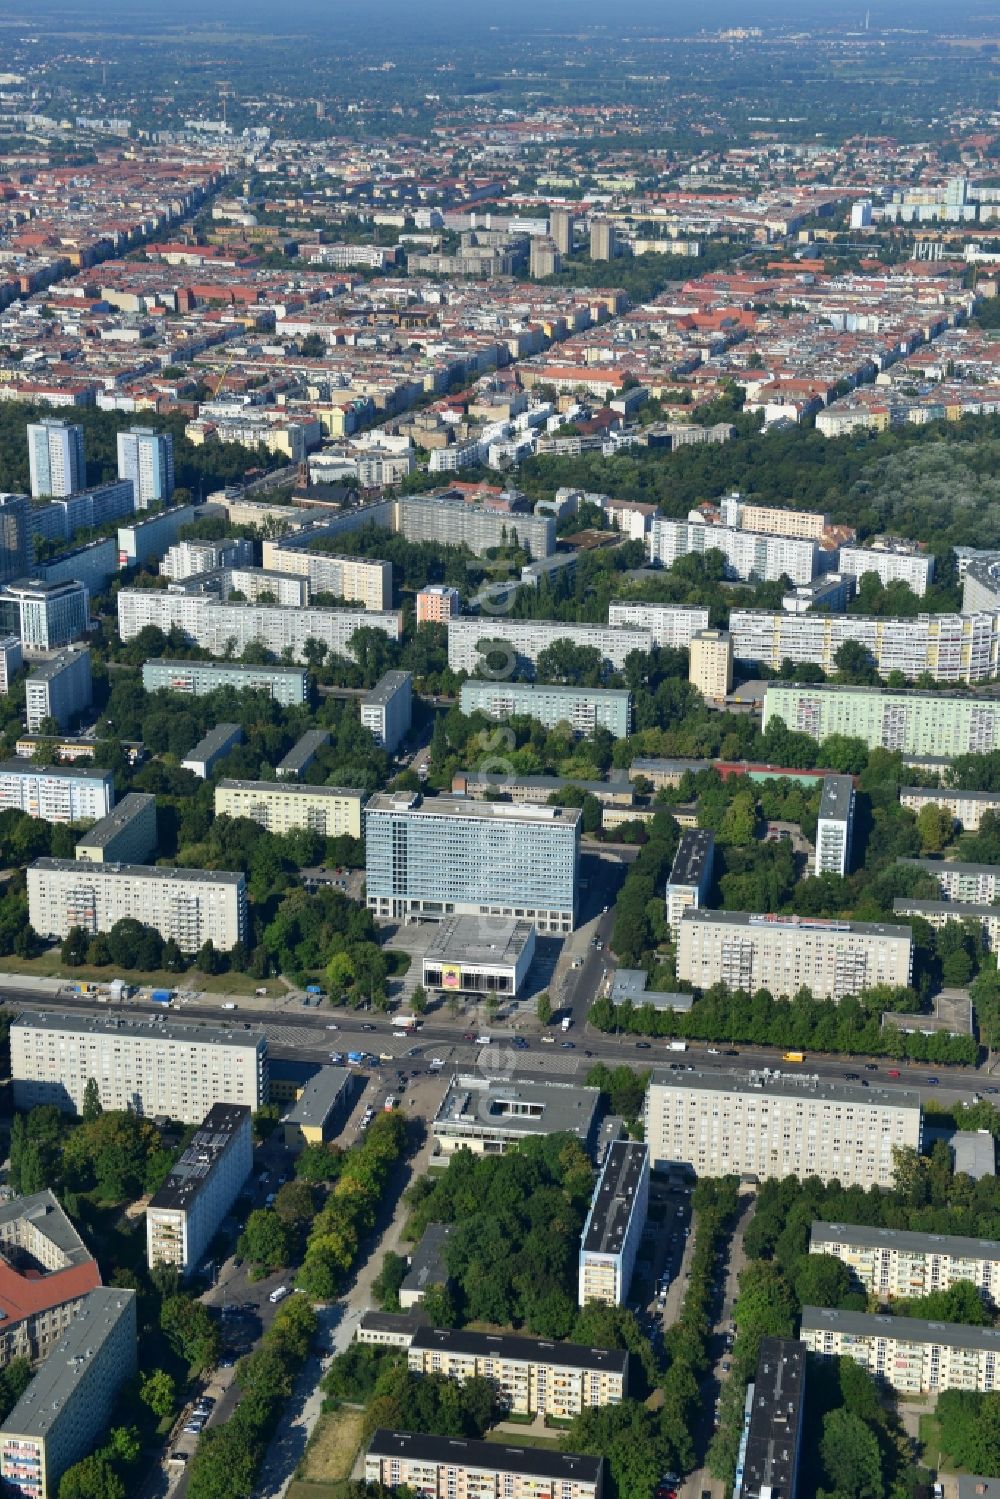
[211,351,235,400]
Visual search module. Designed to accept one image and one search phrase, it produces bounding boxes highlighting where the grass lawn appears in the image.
[485,1431,562,1450]
[0,953,279,996]
[287,1482,346,1499]
[918,1415,959,1474]
[297,1407,365,1486]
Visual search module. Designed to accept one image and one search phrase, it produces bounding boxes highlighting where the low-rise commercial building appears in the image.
[366,792,581,934]
[282,1067,357,1151]
[180,722,243,778]
[11,1010,268,1122]
[141,658,308,705]
[400,1223,454,1310]
[0,1289,137,1499]
[26,860,247,953]
[361,670,412,753]
[734,1339,805,1499]
[815,775,856,878]
[0,1191,100,1370]
[578,1140,649,1308]
[899,785,1000,831]
[364,1430,604,1499]
[356,1310,431,1349]
[459,680,632,739]
[407,1328,628,1417]
[146,1103,252,1276]
[677,910,913,1001]
[74,793,157,865]
[432,1075,600,1158]
[801,1306,1000,1394]
[644,1070,922,1188]
[215,779,363,838]
[422,916,536,1001]
[0,761,113,824]
[809,1221,1000,1304]
[665,830,715,938]
[25,647,92,733]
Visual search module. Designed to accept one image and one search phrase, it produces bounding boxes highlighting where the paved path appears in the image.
[253,1080,445,1499]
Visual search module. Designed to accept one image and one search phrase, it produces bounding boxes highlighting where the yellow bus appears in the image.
[782,1051,806,1063]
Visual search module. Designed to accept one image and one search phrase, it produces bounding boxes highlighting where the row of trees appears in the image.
[588,983,980,1064]
[295,1110,407,1299]
[10,1103,177,1203]
[186,1296,317,1499]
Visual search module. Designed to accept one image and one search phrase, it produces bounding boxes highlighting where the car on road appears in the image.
[392,1030,408,1038]
[429,1057,445,1069]
[844,1072,860,1080]
[636,1041,651,1049]
[926,1076,940,1085]
[865,1063,878,1070]
[361,1023,376,1032]
[463,1032,475,1041]
[561,1041,575,1049]
[707,1047,719,1054]
[541,1034,556,1044]
[887,1068,901,1078]
[987,1087,1000,1095]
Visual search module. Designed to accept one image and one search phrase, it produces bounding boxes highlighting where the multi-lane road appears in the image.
[0,981,992,1107]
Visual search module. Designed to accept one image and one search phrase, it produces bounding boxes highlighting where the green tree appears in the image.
[819,1408,883,1499]
[140,1368,176,1420]
[237,1209,292,1277]
[160,1295,221,1374]
[536,991,553,1026]
[917,800,954,854]
[58,1456,125,1499]
[409,984,428,1015]
[82,1077,103,1122]
[372,1251,407,1311]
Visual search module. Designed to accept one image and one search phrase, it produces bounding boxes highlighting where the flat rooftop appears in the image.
[609,971,694,1011]
[284,1067,354,1129]
[894,898,1000,919]
[903,858,1000,877]
[0,1288,135,1438]
[466,680,630,702]
[649,1068,921,1113]
[217,778,362,800]
[819,774,855,822]
[741,1338,805,1499]
[410,1325,628,1377]
[182,722,242,762]
[25,647,89,683]
[277,729,330,774]
[366,792,582,827]
[953,1131,996,1180]
[679,909,911,940]
[764,680,995,706]
[362,670,412,706]
[402,1223,454,1299]
[29,857,244,887]
[901,786,1000,802]
[13,1007,265,1050]
[801,1305,1000,1353]
[811,1220,1000,1261]
[667,828,714,889]
[424,915,535,967]
[0,758,110,783]
[75,793,155,851]
[366,1429,603,1487]
[582,1140,648,1258]
[434,1075,600,1144]
[148,1104,250,1213]
[146,658,306,681]
[359,1308,429,1338]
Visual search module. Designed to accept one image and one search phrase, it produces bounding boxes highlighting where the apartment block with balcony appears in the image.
[0,762,113,824]
[27,860,247,953]
[665,830,715,938]
[215,780,363,838]
[815,775,856,878]
[459,680,632,739]
[899,786,1000,832]
[801,1307,1000,1394]
[0,1289,137,1499]
[447,617,652,676]
[74,793,157,865]
[676,910,912,1002]
[644,1070,922,1188]
[607,602,709,649]
[146,1104,252,1276]
[809,1221,1000,1305]
[141,658,308,706]
[364,1430,603,1499]
[578,1141,649,1307]
[11,1010,268,1122]
[406,1328,627,1418]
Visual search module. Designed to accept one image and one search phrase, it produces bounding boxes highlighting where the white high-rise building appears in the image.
[644,1070,922,1188]
[146,1103,252,1275]
[26,858,247,951]
[607,602,709,649]
[27,421,85,500]
[116,427,174,510]
[815,774,855,878]
[0,760,113,823]
[11,1010,268,1121]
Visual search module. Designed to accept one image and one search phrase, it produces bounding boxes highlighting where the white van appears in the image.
[269,1285,290,1304]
